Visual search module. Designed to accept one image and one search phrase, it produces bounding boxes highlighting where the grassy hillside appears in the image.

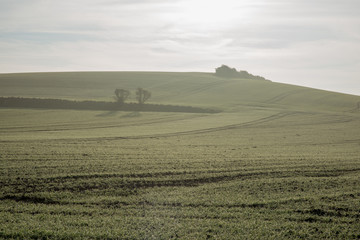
[0,71,359,112]
[1,72,360,239]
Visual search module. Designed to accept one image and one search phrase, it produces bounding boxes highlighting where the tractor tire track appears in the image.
[5,167,360,196]
[0,111,294,143]
[102,111,294,140]
[53,111,295,142]
[0,114,206,133]
[267,90,305,104]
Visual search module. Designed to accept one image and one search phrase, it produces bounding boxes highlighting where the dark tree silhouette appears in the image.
[215,65,238,78]
[136,88,151,104]
[114,88,130,104]
[215,64,268,81]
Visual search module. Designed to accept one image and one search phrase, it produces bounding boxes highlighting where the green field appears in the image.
[1,72,360,239]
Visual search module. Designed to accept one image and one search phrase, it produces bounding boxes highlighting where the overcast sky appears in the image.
[0,0,359,95]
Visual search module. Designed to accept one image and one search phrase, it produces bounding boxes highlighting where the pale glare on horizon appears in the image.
[0,0,359,95]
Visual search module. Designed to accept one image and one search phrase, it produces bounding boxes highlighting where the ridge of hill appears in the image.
[0,71,359,113]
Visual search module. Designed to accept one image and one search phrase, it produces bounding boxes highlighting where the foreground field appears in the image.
[1,72,360,239]
[1,108,360,239]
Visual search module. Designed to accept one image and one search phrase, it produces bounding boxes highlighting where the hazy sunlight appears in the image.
[175,0,252,29]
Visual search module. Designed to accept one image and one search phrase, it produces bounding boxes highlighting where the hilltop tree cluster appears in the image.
[215,65,268,81]
[114,87,151,105]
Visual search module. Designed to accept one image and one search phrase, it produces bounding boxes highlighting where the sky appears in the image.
[0,0,359,95]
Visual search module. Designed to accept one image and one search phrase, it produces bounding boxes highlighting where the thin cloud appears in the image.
[0,0,359,95]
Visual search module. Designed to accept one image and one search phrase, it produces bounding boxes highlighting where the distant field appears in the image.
[1,72,360,239]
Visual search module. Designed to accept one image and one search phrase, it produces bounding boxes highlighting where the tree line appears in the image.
[115,88,151,105]
[0,97,219,113]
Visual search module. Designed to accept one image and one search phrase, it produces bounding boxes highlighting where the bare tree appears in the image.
[114,88,130,104]
[136,88,151,104]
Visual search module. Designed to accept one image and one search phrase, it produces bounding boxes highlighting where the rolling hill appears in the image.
[0,71,359,113]
[1,71,360,239]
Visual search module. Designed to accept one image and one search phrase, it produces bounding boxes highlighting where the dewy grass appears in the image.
[0,71,360,239]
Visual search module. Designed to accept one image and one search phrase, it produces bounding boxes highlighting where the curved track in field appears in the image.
[266,90,305,104]
[95,111,294,141]
[0,111,294,142]
[0,113,207,133]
